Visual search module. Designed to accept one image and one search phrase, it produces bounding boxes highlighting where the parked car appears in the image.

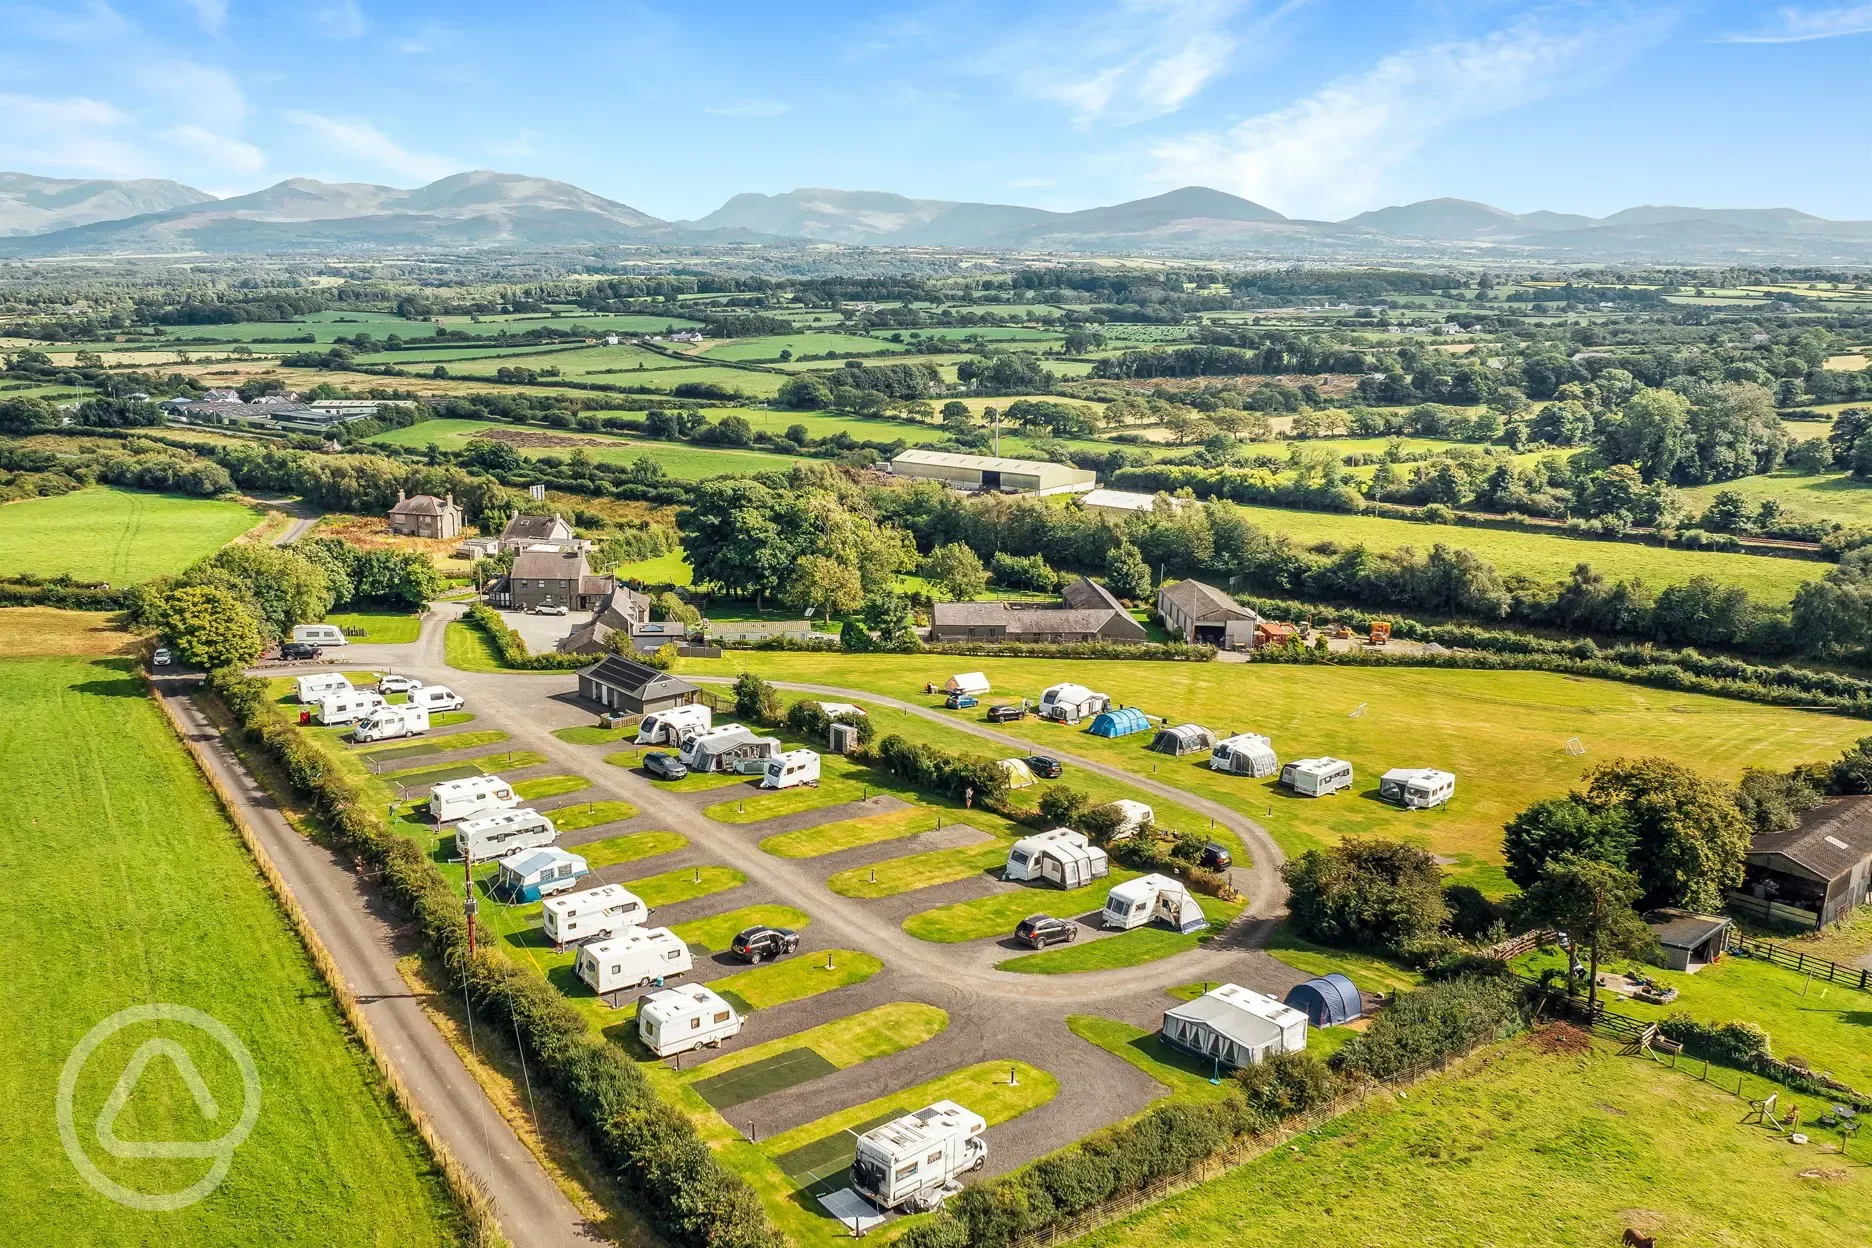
[945,693,979,710]
[535,603,568,616]
[730,925,800,963]
[151,647,173,667]
[987,703,1027,723]
[1026,755,1064,779]
[643,751,688,780]
[1014,915,1078,948]
[1200,841,1233,870]
[378,674,423,694]
[280,641,322,661]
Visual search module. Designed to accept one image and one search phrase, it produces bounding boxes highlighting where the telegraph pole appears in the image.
[464,843,478,957]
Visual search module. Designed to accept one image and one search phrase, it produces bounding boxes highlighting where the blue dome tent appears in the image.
[1283,973,1362,1026]
[1087,707,1151,738]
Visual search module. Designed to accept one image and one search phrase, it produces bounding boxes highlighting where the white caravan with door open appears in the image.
[295,672,351,704]
[636,704,710,745]
[427,775,520,822]
[352,704,430,743]
[576,927,692,1005]
[760,749,821,789]
[542,884,648,949]
[851,1101,987,1213]
[1102,873,1207,933]
[637,984,744,1057]
[454,808,555,861]
[315,690,387,726]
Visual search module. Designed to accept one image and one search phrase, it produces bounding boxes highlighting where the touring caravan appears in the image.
[575,927,692,1005]
[295,672,352,704]
[1162,984,1308,1070]
[760,750,821,790]
[428,775,520,823]
[352,704,430,743]
[494,847,588,903]
[1102,799,1154,842]
[454,808,555,861]
[678,724,781,773]
[1037,683,1109,724]
[315,690,387,726]
[291,623,348,647]
[1004,828,1110,888]
[542,884,647,948]
[1210,733,1278,777]
[636,704,711,746]
[851,1101,987,1213]
[943,672,991,697]
[408,685,466,712]
[1378,767,1456,810]
[1279,757,1354,798]
[637,984,744,1057]
[1102,874,1207,933]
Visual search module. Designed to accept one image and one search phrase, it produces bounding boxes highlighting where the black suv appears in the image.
[1200,841,1233,870]
[987,703,1027,723]
[643,751,688,780]
[731,926,800,963]
[1026,755,1064,779]
[1014,915,1078,948]
[280,642,322,660]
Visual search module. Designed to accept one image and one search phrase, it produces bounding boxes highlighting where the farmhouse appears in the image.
[387,489,464,539]
[1156,579,1260,649]
[1162,984,1308,1069]
[888,449,1096,496]
[558,584,655,655]
[499,511,589,554]
[577,654,702,715]
[489,548,615,612]
[929,576,1146,644]
[1733,796,1872,930]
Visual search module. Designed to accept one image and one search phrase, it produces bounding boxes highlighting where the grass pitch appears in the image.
[0,487,263,583]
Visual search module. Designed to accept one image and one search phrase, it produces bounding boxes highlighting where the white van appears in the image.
[637,704,711,746]
[575,927,692,1005]
[316,690,387,725]
[408,685,465,712]
[352,704,431,743]
[638,984,744,1057]
[295,672,352,704]
[542,884,648,949]
[454,808,555,860]
[851,1101,987,1213]
[1279,757,1354,798]
[760,749,821,790]
[292,623,348,647]
[428,775,520,823]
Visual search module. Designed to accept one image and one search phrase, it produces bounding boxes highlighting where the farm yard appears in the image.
[0,488,265,583]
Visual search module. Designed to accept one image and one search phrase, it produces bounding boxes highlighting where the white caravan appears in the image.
[454,808,555,861]
[575,927,692,1005]
[1210,733,1278,778]
[1036,682,1109,724]
[542,884,648,949]
[1102,800,1155,842]
[315,690,387,725]
[352,704,431,743]
[428,775,520,823]
[1004,828,1110,888]
[295,672,352,704]
[291,623,347,647]
[851,1101,987,1213]
[760,749,821,790]
[636,704,711,746]
[408,685,465,712]
[678,724,781,773]
[1161,984,1308,1070]
[1102,873,1207,933]
[1378,767,1456,810]
[1279,757,1354,798]
[638,984,744,1057]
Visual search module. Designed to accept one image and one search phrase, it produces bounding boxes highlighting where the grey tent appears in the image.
[1283,974,1362,1026]
[1148,723,1216,756]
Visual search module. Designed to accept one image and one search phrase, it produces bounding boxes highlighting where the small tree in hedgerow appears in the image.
[1518,853,1654,1016]
[732,671,782,723]
[161,584,263,670]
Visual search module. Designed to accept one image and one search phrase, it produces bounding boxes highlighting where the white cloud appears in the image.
[284,110,457,183]
[0,93,147,176]
[1721,4,1872,42]
[163,123,265,172]
[10,1,131,43]
[185,0,228,33]
[1152,11,1668,219]
[703,99,793,118]
[315,0,365,39]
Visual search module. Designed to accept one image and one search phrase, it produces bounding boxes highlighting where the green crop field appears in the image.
[698,333,893,361]
[0,488,263,583]
[1679,470,1872,528]
[367,419,803,479]
[494,344,704,376]
[0,655,461,1246]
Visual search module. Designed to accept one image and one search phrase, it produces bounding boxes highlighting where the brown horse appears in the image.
[1623,1231,1657,1248]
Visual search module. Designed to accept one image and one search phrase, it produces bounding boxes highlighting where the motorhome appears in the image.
[637,984,744,1057]
[1102,873,1207,933]
[1279,757,1355,798]
[494,847,588,903]
[295,672,352,704]
[760,749,821,790]
[315,690,387,726]
[427,775,520,823]
[636,704,711,745]
[575,927,692,1005]
[352,704,431,743]
[1036,682,1109,724]
[850,1101,987,1213]
[408,685,466,712]
[1210,733,1278,777]
[1378,767,1456,810]
[678,724,781,773]
[1004,828,1110,888]
[454,808,555,861]
[291,623,348,647]
[542,884,648,948]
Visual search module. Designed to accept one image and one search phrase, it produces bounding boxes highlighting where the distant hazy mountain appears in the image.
[0,172,212,237]
[1343,198,1587,240]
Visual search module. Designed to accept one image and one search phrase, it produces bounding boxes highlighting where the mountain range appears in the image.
[3,170,1870,263]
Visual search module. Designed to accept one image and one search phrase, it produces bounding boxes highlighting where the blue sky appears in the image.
[1,0,1869,221]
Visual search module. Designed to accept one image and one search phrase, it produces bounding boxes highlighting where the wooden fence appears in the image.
[1728,932,1872,994]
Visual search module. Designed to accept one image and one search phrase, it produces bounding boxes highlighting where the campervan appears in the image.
[637,984,744,1057]
[678,724,781,773]
[408,685,465,712]
[295,672,352,704]
[851,1101,987,1213]
[315,690,387,726]
[1378,767,1456,810]
[291,623,348,647]
[575,927,692,1004]
[760,750,821,790]
[1004,828,1110,888]
[352,704,431,743]
[428,775,520,823]
[1210,733,1278,777]
[542,883,647,948]
[636,704,711,746]
[1037,683,1109,724]
[1102,874,1207,933]
[454,808,555,861]
[1279,757,1354,798]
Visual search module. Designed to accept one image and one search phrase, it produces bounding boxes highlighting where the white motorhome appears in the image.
[1210,733,1278,777]
[455,808,555,861]
[636,704,711,745]
[1004,828,1110,888]
[760,749,821,790]
[352,704,431,743]
[408,685,465,712]
[1036,682,1109,724]
[678,724,781,773]
[1378,767,1456,810]
[850,1101,987,1213]
[291,623,348,647]
[1102,873,1207,933]
[638,984,744,1057]
[575,927,692,1005]
[428,775,520,823]
[295,672,352,704]
[315,690,387,726]
[1279,757,1354,798]
[542,883,648,948]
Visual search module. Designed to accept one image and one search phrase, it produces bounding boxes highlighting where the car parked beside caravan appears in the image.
[428,775,520,823]
[315,690,387,725]
[760,749,821,790]
[678,724,781,773]
[637,984,743,1057]
[636,704,710,746]
[295,672,352,704]
[454,808,555,861]
[291,623,348,647]
[1102,874,1207,932]
[377,674,422,695]
[408,685,465,712]
[1279,757,1354,797]
[575,927,692,1005]
[851,1101,986,1213]
[352,704,431,743]
[542,883,647,948]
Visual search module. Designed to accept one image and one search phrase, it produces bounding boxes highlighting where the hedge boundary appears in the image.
[461,604,589,671]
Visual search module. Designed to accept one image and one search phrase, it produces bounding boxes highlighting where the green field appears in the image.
[698,333,893,361]
[1680,470,1872,528]
[0,655,461,1246]
[368,419,802,479]
[322,610,422,644]
[0,488,262,583]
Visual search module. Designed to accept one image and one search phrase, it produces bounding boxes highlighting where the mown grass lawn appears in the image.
[0,487,264,583]
[0,655,462,1246]
[546,800,638,833]
[625,865,746,907]
[996,894,1247,974]
[827,841,1009,898]
[383,747,547,780]
[711,951,881,1013]
[554,723,637,746]
[1261,926,1427,995]
[760,804,1006,858]
[680,1003,947,1086]
[670,905,812,953]
[514,774,590,801]
[323,609,423,643]
[605,749,748,790]
[1067,1015,1236,1104]
[354,728,509,760]
[578,830,687,869]
[904,870,1141,943]
[704,775,867,823]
